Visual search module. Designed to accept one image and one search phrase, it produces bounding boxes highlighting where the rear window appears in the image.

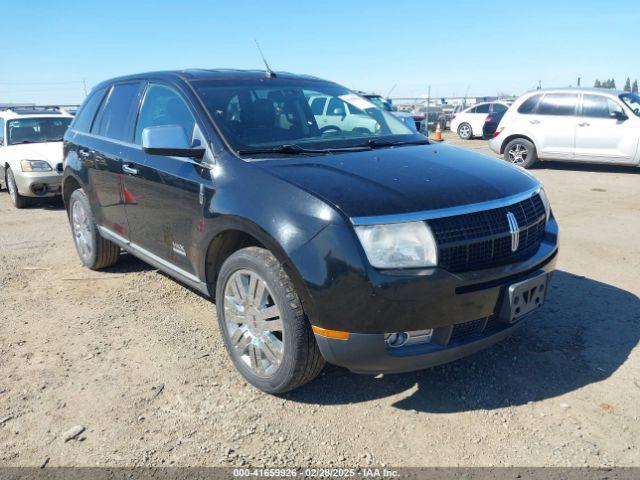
[517,94,543,114]
[536,93,578,116]
[472,104,490,114]
[491,103,508,113]
[91,82,142,141]
[72,87,107,133]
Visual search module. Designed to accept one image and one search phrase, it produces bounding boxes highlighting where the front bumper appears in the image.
[13,171,62,197]
[308,217,558,374]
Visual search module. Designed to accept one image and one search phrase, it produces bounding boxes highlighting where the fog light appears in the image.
[31,183,47,195]
[385,332,409,348]
[385,329,434,348]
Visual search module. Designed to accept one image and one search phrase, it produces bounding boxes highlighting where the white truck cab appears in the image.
[0,107,73,208]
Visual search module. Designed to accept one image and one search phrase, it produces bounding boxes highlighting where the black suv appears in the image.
[63,70,558,393]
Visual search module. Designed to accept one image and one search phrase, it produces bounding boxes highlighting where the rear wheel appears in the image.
[6,168,31,209]
[216,247,324,394]
[68,189,120,270]
[504,138,538,168]
[457,123,473,140]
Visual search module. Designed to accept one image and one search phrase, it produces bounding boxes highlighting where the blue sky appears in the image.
[1,0,638,104]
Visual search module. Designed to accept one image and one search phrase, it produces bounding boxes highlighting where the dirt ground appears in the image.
[1,131,639,468]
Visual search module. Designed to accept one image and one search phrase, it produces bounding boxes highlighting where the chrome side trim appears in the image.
[97,226,210,296]
[350,186,541,226]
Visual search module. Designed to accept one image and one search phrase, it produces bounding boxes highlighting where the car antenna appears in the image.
[254,39,276,78]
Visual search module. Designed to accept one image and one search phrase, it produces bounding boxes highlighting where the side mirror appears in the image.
[141,125,205,159]
[610,110,628,121]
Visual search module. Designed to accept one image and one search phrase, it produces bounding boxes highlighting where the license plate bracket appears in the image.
[499,273,549,324]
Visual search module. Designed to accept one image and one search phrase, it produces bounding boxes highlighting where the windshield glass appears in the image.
[191,79,424,156]
[7,117,72,145]
[620,93,640,117]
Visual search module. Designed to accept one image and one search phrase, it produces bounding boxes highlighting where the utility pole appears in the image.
[426,85,431,134]
[82,79,88,97]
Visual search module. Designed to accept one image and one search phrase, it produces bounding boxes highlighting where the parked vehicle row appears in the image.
[450,101,511,140]
[58,69,557,393]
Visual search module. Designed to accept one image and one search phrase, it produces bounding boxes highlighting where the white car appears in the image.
[308,95,379,134]
[489,88,640,168]
[450,101,511,140]
[0,107,72,208]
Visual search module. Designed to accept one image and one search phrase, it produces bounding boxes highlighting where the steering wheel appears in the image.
[319,125,342,136]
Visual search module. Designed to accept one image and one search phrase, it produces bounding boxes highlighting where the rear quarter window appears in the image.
[517,94,543,114]
[71,87,107,133]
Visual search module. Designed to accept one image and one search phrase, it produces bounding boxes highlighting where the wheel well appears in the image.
[62,176,81,210]
[205,230,265,299]
[500,134,536,154]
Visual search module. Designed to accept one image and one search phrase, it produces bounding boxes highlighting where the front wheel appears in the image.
[68,189,120,270]
[504,138,538,168]
[6,168,31,209]
[216,247,324,394]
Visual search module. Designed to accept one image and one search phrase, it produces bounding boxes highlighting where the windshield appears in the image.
[191,79,424,156]
[620,93,640,117]
[7,117,72,145]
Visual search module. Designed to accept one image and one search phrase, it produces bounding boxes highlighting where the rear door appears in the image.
[124,82,211,275]
[574,94,638,164]
[526,93,579,160]
[85,82,144,235]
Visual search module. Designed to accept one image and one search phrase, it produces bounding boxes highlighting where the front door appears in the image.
[123,83,211,275]
[574,94,638,164]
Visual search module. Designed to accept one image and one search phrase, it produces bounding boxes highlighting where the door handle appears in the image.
[529,120,540,125]
[122,164,139,175]
[578,122,590,127]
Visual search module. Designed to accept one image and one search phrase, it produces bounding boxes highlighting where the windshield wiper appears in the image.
[237,143,372,156]
[359,138,431,149]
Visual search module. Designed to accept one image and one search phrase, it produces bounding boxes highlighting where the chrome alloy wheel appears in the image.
[7,171,18,204]
[459,124,471,139]
[507,143,528,165]
[223,269,284,378]
[72,200,93,261]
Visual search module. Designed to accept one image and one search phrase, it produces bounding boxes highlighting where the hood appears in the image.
[4,142,63,165]
[257,143,539,219]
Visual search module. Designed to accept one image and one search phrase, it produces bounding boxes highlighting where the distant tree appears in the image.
[624,77,632,92]
[594,79,601,88]
[577,77,581,86]
[611,78,617,89]
[633,80,639,93]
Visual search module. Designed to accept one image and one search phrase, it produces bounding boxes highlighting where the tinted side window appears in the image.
[92,82,142,141]
[474,104,490,114]
[582,95,624,118]
[518,94,542,114]
[537,94,578,116]
[134,84,196,145]
[491,103,508,113]
[72,87,107,133]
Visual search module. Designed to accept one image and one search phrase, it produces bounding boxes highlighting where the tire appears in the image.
[216,246,324,394]
[68,189,120,270]
[504,138,538,169]
[457,123,473,140]
[6,168,31,209]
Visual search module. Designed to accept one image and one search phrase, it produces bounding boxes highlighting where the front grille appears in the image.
[429,194,546,273]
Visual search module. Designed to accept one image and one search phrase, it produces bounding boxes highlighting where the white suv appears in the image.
[450,101,511,139]
[489,88,640,168]
[0,107,72,208]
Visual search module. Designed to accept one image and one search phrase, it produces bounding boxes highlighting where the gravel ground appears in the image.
[1,132,639,468]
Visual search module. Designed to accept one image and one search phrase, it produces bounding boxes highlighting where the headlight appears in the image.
[538,187,551,221]
[21,160,52,172]
[355,221,437,269]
